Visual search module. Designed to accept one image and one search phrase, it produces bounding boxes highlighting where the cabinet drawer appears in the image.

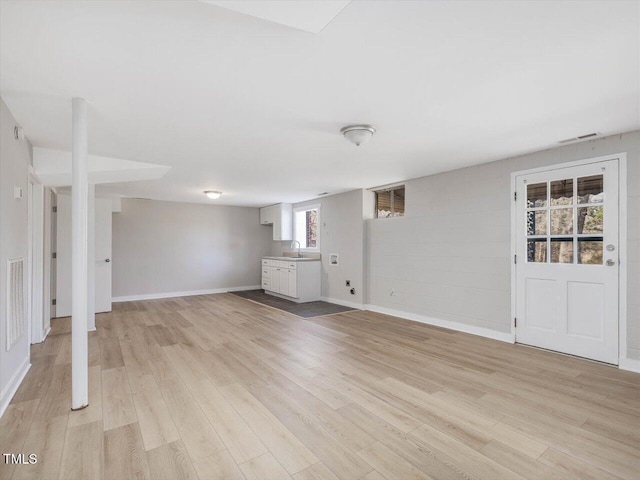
[262,267,271,278]
[276,260,289,268]
[287,262,297,270]
[262,277,271,290]
[262,259,272,267]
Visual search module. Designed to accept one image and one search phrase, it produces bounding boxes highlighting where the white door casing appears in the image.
[514,158,619,364]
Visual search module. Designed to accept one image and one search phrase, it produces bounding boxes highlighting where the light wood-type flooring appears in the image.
[1,293,639,480]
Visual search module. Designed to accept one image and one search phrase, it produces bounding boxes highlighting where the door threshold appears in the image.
[515,342,618,367]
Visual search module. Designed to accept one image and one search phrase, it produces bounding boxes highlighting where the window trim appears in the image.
[373,185,405,219]
[293,204,321,251]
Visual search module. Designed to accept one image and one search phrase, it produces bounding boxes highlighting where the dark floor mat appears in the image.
[231,289,357,318]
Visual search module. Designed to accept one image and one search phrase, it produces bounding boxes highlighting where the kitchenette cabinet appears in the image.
[259,203,292,241]
[261,257,320,302]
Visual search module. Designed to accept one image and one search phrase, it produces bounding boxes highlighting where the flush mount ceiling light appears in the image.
[204,190,222,199]
[340,124,376,146]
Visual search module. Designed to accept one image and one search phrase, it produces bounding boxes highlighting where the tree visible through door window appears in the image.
[375,186,405,218]
[294,206,319,249]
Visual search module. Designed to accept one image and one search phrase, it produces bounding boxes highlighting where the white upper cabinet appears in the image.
[260,203,292,241]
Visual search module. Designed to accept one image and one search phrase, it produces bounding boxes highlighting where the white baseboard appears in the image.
[364,304,515,344]
[112,285,261,303]
[619,357,640,374]
[0,357,31,419]
[321,296,364,310]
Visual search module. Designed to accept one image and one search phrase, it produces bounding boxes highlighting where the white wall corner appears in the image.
[619,357,640,374]
[0,357,31,419]
[364,304,516,344]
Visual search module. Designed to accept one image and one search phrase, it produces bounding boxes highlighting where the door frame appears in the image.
[510,153,627,366]
[27,168,48,344]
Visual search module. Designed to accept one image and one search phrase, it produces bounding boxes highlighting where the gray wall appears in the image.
[366,130,639,359]
[112,198,272,298]
[273,189,371,305]
[0,98,31,407]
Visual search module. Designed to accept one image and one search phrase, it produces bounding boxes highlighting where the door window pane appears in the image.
[578,206,603,234]
[527,239,547,263]
[527,183,547,208]
[550,208,573,235]
[527,211,547,235]
[550,239,573,264]
[577,175,603,204]
[551,179,574,206]
[578,239,603,265]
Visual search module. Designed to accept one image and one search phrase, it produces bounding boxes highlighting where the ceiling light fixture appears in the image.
[204,190,222,199]
[340,124,376,146]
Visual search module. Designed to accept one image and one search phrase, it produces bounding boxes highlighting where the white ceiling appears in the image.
[1,1,638,207]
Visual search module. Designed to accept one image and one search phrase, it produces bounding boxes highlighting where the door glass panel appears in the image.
[550,208,573,235]
[577,175,603,204]
[551,179,574,206]
[527,211,547,235]
[527,239,547,263]
[550,239,573,264]
[527,182,547,208]
[578,206,603,234]
[578,239,603,265]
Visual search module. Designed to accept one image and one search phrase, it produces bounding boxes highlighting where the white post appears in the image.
[88,183,95,331]
[71,97,89,410]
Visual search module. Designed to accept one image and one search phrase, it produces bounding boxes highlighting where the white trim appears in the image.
[510,153,628,367]
[112,285,261,303]
[364,304,515,344]
[619,357,640,374]
[321,296,364,310]
[0,358,31,419]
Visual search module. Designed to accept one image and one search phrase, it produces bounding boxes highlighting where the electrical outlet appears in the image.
[345,280,350,287]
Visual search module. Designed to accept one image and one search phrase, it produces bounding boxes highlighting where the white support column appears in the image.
[71,97,89,410]
[88,183,96,331]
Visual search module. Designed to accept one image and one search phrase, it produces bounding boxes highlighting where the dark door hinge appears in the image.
[514,317,517,327]
[52,299,56,306]
[514,191,517,201]
[52,206,57,213]
[52,252,57,259]
[514,254,517,264]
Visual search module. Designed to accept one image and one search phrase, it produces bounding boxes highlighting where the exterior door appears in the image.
[515,159,619,364]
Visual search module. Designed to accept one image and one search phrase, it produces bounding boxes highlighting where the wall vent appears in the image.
[6,258,25,350]
[559,132,598,144]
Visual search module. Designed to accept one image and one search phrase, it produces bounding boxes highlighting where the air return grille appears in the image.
[6,258,25,350]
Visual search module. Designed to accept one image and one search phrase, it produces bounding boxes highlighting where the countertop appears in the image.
[263,256,320,262]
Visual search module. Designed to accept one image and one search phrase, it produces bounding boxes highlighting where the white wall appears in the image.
[273,189,371,306]
[112,198,272,299]
[0,98,31,415]
[366,130,640,359]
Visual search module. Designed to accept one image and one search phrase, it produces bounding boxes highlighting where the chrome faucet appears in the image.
[290,240,302,258]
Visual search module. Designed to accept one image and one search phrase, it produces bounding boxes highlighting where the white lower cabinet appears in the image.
[261,258,320,303]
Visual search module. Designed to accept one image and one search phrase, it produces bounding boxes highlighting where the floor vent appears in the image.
[6,258,25,350]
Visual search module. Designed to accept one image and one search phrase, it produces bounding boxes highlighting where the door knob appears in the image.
[606,259,615,266]
[105,259,110,263]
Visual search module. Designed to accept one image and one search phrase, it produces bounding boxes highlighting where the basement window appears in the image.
[293,205,320,250]
[375,186,405,218]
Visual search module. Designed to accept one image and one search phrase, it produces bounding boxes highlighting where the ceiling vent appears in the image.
[559,132,598,144]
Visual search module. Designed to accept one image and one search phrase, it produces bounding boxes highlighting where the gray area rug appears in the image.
[231,290,356,318]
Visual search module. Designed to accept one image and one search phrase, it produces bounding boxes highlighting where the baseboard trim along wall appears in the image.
[619,357,640,374]
[112,285,261,303]
[0,357,31,419]
[320,296,364,310]
[364,304,516,344]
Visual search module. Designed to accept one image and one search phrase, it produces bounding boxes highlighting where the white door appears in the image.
[515,159,619,364]
[56,194,112,317]
[95,197,112,313]
[279,268,290,296]
[270,267,281,293]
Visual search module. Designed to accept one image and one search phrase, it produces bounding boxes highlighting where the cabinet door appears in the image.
[273,205,282,240]
[260,206,274,225]
[288,269,297,298]
[279,268,290,295]
[271,267,281,292]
